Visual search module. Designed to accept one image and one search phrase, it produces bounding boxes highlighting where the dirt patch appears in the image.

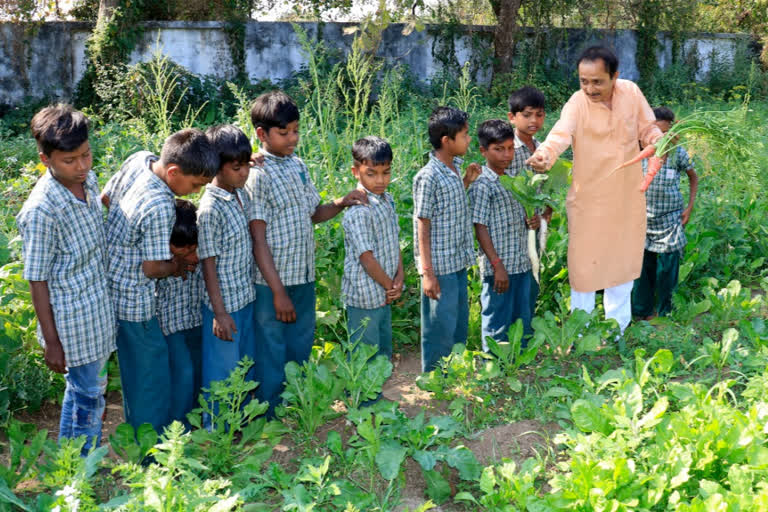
[383,350,449,417]
[10,390,124,445]
[464,420,559,466]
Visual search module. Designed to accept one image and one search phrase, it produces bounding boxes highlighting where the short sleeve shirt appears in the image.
[643,146,694,254]
[16,171,116,367]
[106,155,176,322]
[156,268,203,336]
[507,131,540,177]
[469,165,531,277]
[197,185,256,312]
[342,188,400,309]
[244,152,321,286]
[103,151,154,207]
[412,152,474,276]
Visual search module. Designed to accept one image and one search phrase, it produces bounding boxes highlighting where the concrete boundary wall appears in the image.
[0,20,752,105]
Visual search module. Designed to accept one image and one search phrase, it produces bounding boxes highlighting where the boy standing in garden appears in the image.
[17,104,115,456]
[632,106,699,319]
[156,199,203,426]
[413,106,480,372]
[198,125,257,426]
[105,128,218,432]
[342,136,404,360]
[246,90,367,413]
[469,120,536,349]
[506,86,552,312]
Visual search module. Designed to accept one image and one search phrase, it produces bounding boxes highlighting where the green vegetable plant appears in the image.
[329,336,393,411]
[106,422,243,511]
[277,347,345,440]
[109,422,158,465]
[531,295,618,358]
[500,159,571,283]
[485,319,542,392]
[187,357,284,479]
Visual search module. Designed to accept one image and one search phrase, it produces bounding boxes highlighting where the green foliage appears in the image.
[329,337,393,410]
[108,423,158,465]
[276,347,345,439]
[186,357,284,478]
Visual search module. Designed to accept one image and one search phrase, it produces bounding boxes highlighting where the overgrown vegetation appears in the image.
[1,24,767,511]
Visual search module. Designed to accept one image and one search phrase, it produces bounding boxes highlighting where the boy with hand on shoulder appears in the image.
[105,128,218,432]
[342,136,404,360]
[469,120,536,349]
[198,125,258,422]
[17,104,115,455]
[413,106,480,372]
[506,86,551,311]
[245,90,367,412]
[632,106,698,319]
[156,199,203,426]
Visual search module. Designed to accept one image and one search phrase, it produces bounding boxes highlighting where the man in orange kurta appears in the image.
[527,46,663,333]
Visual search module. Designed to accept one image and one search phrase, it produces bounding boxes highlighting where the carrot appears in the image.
[639,155,664,192]
[612,144,656,174]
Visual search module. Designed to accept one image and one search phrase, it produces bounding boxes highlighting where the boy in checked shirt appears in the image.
[198,125,257,426]
[245,91,366,413]
[105,129,218,432]
[17,104,115,455]
[342,136,404,360]
[413,106,480,372]
[156,199,203,426]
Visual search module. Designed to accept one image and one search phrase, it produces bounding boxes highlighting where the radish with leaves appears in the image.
[500,159,571,283]
[612,105,752,191]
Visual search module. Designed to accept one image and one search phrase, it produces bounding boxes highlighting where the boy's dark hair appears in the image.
[160,128,219,178]
[30,104,89,156]
[653,106,675,122]
[577,46,619,76]
[508,86,546,115]
[171,199,198,247]
[352,136,393,166]
[428,106,469,149]
[250,90,300,132]
[205,124,252,166]
[477,119,516,149]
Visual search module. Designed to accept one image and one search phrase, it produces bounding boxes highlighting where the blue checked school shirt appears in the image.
[342,188,400,309]
[102,151,155,207]
[197,185,256,313]
[469,165,531,277]
[17,170,116,367]
[106,156,176,322]
[412,152,474,276]
[156,268,203,336]
[643,146,694,254]
[507,131,539,176]
[244,151,321,286]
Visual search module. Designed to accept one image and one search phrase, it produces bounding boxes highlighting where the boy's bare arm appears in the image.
[101,193,110,208]
[249,219,295,323]
[142,258,185,279]
[682,168,699,226]
[474,223,509,294]
[358,251,395,304]
[417,217,440,300]
[311,189,368,224]
[29,281,66,373]
[201,257,236,341]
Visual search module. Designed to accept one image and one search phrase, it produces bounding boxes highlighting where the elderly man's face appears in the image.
[578,59,618,104]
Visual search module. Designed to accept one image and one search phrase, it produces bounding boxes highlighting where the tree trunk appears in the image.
[491,0,524,76]
[98,0,120,23]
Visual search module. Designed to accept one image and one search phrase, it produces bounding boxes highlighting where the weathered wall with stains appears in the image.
[0,20,752,105]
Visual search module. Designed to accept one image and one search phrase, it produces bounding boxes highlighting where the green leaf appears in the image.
[575,333,601,354]
[0,479,31,511]
[571,398,611,435]
[413,449,437,471]
[375,439,406,480]
[443,446,481,480]
[423,469,451,504]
